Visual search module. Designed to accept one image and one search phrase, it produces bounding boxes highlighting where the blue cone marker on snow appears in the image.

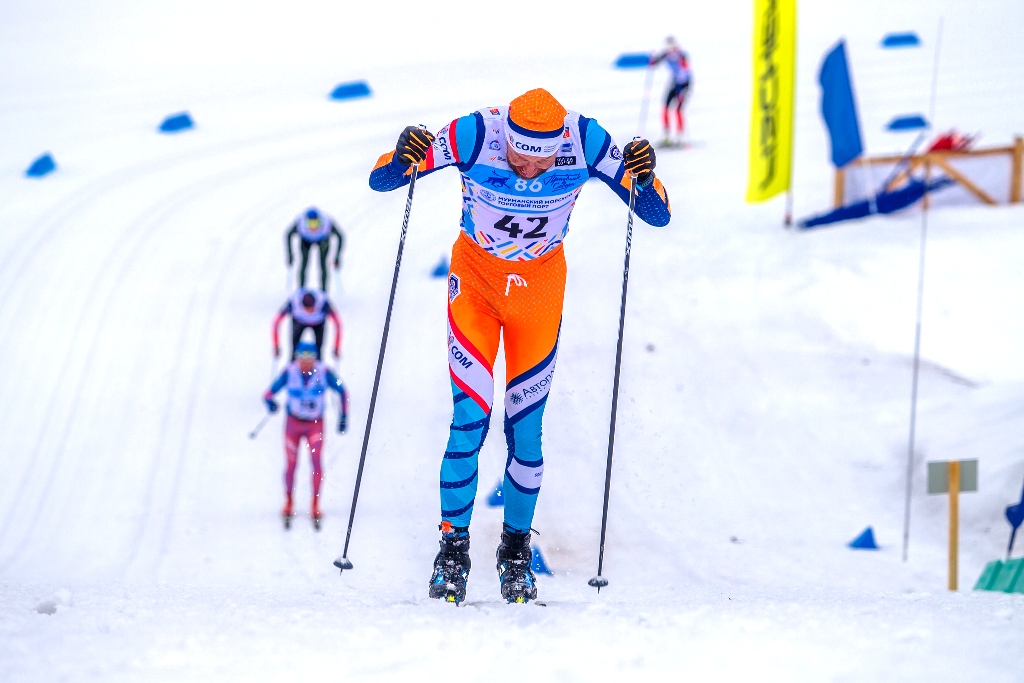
[25,153,56,177]
[159,112,194,133]
[486,480,504,507]
[886,114,928,132]
[882,32,921,48]
[330,81,372,100]
[532,546,553,575]
[614,53,652,69]
[431,255,449,278]
[849,527,879,549]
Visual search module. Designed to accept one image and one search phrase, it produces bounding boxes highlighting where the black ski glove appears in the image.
[623,139,656,185]
[395,126,435,167]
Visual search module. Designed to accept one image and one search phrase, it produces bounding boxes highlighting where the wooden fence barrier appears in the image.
[834,135,1023,208]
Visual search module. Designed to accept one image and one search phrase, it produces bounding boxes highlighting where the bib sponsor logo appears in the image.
[489,140,501,150]
[563,129,571,138]
[510,392,524,405]
[479,190,497,201]
[448,273,460,303]
[560,142,573,152]
[489,108,500,115]
[555,156,576,167]
[609,145,623,161]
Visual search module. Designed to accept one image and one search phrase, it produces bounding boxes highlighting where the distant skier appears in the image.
[369,88,671,604]
[650,36,692,147]
[264,340,348,530]
[272,287,342,360]
[285,207,344,291]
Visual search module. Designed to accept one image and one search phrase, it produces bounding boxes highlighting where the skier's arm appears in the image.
[330,224,344,267]
[326,306,342,358]
[271,308,288,357]
[579,116,671,227]
[325,368,349,432]
[368,113,485,192]
[284,223,298,265]
[263,369,288,412]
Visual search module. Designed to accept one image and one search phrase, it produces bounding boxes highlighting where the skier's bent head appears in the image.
[505,88,566,180]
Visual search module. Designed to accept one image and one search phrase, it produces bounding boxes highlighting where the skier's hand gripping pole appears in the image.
[589,139,643,593]
[334,130,426,575]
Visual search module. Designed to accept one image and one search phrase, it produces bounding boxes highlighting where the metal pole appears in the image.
[589,174,638,593]
[901,17,943,563]
[334,164,419,574]
[248,412,273,440]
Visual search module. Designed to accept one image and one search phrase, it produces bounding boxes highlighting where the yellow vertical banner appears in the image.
[747,0,797,202]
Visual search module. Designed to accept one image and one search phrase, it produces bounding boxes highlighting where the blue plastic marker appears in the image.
[330,81,372,101]
[887,114,928,132]
[882,32,921,48]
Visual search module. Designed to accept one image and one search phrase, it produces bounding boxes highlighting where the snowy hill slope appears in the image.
[2,0,1024,680]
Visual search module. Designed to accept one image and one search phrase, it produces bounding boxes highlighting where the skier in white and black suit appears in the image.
[285,207,344,291]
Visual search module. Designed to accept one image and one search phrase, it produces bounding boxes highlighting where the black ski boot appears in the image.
[496,523,538,604]
[428,524,471,604]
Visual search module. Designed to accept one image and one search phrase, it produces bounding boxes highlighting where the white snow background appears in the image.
[2,0,1024,680]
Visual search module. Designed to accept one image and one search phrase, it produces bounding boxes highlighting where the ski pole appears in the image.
[334,159,421,575]
[248,412,273,440]
[589,169,639,593]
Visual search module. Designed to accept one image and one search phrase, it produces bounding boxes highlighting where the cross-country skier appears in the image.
[285,207,344,291]
[264,339,349,530]
[369,88,671,604]
[272,287,342,360]
[650,36,692,147]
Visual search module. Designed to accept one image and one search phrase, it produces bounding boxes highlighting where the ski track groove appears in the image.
[0,134,377,574]
[120,154,371,578]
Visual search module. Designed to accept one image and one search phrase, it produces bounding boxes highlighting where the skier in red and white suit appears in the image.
[264,340,348,529]
[650,36,692,147]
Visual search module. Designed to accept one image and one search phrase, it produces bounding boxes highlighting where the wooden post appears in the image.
[1011,136,1023,204]
[834,167,845,208]
[948,460,960,591]
[932,157,998,205]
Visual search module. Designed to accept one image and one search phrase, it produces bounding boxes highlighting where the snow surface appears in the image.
[2,0,1024,680]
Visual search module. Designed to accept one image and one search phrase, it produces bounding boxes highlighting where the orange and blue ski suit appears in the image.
[369,104,670,532]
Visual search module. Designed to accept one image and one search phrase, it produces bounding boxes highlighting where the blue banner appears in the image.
[818,41,863,168]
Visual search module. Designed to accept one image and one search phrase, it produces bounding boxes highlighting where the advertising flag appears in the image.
[747,0,798,202]
[819,40,863,168]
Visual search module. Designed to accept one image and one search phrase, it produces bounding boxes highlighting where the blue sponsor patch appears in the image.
[560,142,573,152]
[449,273,461,302]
